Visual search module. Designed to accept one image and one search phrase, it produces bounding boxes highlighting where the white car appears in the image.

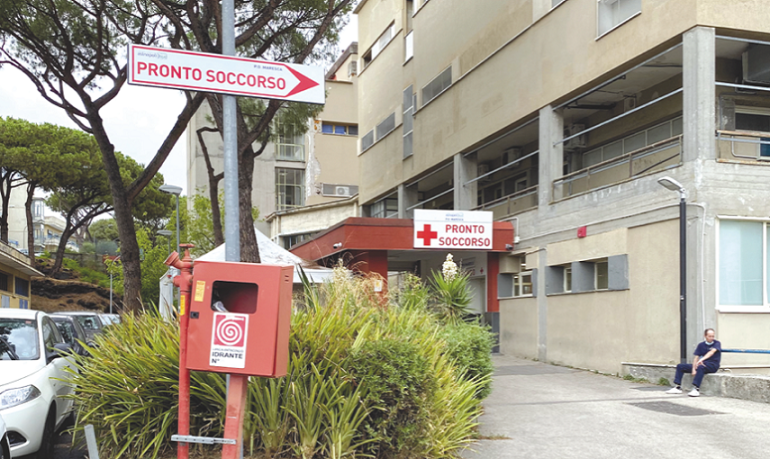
[0,412,10,459]
[0,309,76,458]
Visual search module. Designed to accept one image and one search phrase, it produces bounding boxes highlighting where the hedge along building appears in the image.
[297,0,770,376]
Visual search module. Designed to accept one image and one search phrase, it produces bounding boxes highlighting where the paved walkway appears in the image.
[462,354,770,459]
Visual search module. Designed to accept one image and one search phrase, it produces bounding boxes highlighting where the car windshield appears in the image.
[75,316,101,331]
[0,319,40,361]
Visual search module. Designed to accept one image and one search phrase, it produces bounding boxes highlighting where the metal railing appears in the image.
[716,130,770,161]
[553,135,683,199]
[472,185,538,219]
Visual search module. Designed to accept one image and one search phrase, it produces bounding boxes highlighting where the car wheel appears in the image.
[36,409,56,459]
[0,437,6,459]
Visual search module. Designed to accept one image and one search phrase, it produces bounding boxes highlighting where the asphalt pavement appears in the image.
[461,354,770,459]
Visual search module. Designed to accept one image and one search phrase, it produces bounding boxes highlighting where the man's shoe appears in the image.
[688,388,700,397]
[665,387,683,394]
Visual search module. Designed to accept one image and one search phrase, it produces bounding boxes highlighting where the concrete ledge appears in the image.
[623,363,770,404]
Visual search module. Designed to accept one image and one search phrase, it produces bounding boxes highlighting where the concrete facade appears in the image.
[352,0,770,374]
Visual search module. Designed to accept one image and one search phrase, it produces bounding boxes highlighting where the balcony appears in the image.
[717,130,770,162]
[473,185,538,220]
[554,135,682,198]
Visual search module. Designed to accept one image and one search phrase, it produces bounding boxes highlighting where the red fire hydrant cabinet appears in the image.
[185,260,293,377]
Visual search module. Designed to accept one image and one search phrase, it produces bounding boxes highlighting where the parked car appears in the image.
[98,313,121,326]
[56,311,105,341]
[0,309,75,458]
[51,314,93,357]
[0,412,10,459]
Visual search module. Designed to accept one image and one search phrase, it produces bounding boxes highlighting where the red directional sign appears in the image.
[127,44,324,104]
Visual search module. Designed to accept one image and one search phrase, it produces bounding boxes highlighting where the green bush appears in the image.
[440,322,495,399]
[66,271,491,459]
[348,339,435,456]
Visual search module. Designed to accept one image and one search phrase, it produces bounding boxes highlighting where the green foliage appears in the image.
[66,273,491,459]
[89,219,119,242]
[349,339,435,456]
[440,322,496,399]
[136,228,172,303]
[59,257,110,288]
[430,270,472,323]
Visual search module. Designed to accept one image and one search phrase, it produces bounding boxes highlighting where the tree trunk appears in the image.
[208,175,225,246]
[0,172,11,242]
[238,145,260,263]
[87,113,142,311]
[197,126,225,246]
[49,220,76,275]
[24,181,36,263]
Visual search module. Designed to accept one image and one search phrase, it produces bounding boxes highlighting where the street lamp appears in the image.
[158,229,173,255]
[657,176,687,364]
[159,184,183,255]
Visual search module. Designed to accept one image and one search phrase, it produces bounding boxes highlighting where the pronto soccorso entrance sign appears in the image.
[413,209,493,250]
[127,44,324,104]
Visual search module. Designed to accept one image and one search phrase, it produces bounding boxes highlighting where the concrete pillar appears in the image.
[538,105,564,208]
[683,27,716,162]
[682,26,715,355]
[454,152,477,210]
[537,249,548,362]
[398,183,419,219]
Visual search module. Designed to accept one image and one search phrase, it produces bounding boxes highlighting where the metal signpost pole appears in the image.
[221,3,245,459]
[223,0,240,262]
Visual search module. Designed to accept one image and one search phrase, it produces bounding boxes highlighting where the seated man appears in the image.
[666,328,721,397]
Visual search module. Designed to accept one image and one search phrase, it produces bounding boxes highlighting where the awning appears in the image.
[290,217,514,262]
[0,243,43,277]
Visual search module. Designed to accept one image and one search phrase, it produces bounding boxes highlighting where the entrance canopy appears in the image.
[290,217,514,262]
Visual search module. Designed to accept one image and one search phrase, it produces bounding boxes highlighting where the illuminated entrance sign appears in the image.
[413,210,493,249]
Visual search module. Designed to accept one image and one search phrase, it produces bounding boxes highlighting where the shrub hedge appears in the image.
[65,269,494,459]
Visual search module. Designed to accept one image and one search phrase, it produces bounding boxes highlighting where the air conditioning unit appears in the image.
[743,45,770,85]
[502,147,522,165]
[623,96,637,112]
[477,163,492,183]
[322,183,359,197]
[564,124,587,150]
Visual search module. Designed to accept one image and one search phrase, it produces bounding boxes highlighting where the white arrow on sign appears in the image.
[127,44,324,105]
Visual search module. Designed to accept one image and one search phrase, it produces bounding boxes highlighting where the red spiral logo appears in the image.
[214,316,245,346]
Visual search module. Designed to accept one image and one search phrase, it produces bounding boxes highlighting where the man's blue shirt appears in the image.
[694,340,721,368]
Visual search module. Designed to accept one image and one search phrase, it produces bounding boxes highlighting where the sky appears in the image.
[0,15,358,197]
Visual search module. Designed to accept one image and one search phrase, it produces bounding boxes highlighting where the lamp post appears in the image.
[158,229,173,255]
[657,176,687,364]
[159,185,183,255]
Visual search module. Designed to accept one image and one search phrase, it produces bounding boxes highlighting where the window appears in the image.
[513,272,534,297]
[361,130,375,152]
[276,123,305,161]
[718,220,767,307]
[15,277,29,297]
[597,0,641,37]
[564,267,572,292]
[735,107,770,158]
[583,117,682,168]
[284,232,318,249]
[276,168,305,210]
[422,67,452,106]
[595,260,609,290]
[0,271,8,292]
[1,295,8,309]
[370,195,398,218]
[363,23,396,68]
[403,86,415,158]
[19,299,28,309]
[405,31,414,62]
[376,113,396,141]
[321,123,358,136]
